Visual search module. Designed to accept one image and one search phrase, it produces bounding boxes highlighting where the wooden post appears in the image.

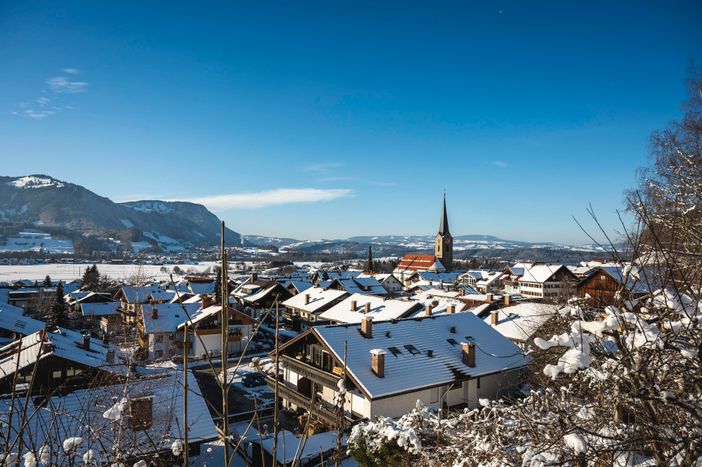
[272,297,280,466]
[183,322,189,467]
[220,221,230,467]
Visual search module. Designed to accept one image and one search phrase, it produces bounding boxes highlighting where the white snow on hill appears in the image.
[7,176,65,189]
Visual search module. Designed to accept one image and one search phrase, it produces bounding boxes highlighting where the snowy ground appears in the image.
[0,262,218,282]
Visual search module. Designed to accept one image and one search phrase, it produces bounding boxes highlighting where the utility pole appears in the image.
[220,222,230,467]
[183,322,189,467]
[272,297,280,466]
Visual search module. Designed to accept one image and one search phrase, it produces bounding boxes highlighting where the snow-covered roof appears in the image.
[0,329,129,380]
[484,302,557,342]
[416,271,461,283]
[260,430,344,465]
[141,303,201,334]
[282,286,349,314]
[80,301,120,317]
[319,293,421,324]
[330,277,388,296]
[598,266,659,294]
[313,313,531,399]
[148,290,178,302]
[279,279,314,294]
[118,285,165,304]
[0,368,216,464]
[519,264,567,283]
[0,302,45,335]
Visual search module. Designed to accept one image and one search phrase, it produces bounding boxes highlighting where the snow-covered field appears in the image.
[0,262,218,282]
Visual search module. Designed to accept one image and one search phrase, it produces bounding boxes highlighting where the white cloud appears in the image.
[174,188,353,210]
[492,160,508,168]
[302,162,344,172]
[47,76,88,93]
[18,108,58,120]
[36,97,50,106]
[62,68,79,74]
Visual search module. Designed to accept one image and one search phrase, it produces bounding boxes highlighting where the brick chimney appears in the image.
[370,349,386,377]
[361,316,373,338]
[461,342,476,367]
[447,304,455,314]
[129,396,153,431]
[364,302,371,314]
[82,334,90,351]
[486,293,493,303]
[151,307,158,320]
[425,303,433,317]
[458,288,465,297]
[350,300,357,311]
[201,295,214,309]
[503,294,511,306]
[249,272,258,283]
[304,293,310,305]
[490,311,499,326]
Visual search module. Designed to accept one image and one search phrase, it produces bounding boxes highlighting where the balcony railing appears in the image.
[264,375,345,426]
[279,354,339,388]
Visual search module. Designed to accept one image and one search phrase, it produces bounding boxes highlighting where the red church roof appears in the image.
[396,254,439,272]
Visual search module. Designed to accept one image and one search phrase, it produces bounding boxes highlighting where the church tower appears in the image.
[435,193,453,270]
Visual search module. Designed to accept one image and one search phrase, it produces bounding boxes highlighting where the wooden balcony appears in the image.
[279,354,339,388]
[264,375,340,426]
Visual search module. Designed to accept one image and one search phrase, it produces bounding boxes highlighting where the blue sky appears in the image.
[1,1,701,243]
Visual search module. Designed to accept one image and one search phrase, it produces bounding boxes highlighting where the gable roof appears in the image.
[312,313,530,399]
[0,302,46,335]
[141,303,201,334]
[0,368,216,463]
[319,293,421,324]
[484,302,557,342]
[282,286,349,314]
[328,277,388,296]
[395,254,441,272]
[519,264,569,283]
[0,329,129,380]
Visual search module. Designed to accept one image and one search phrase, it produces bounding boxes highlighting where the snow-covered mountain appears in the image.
[0,175,242,254]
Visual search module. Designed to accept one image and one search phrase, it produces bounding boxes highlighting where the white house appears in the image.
[176,305,256,359]
[270,313,531,424]
[139,303,201,361]
[483,302,558,348]
[517,264,578,299]
[281,286,349,328]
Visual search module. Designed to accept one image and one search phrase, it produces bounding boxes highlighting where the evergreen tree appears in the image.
[49,281,68,327]
[365,244,374,273]
[214,266,222,305]
[43,275,52,288]
[81,264,101,291]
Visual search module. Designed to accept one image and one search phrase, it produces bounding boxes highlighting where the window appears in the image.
[155,335,163,343]
[168,334,174,340]
[52,369,63,380]
[446,338,458,346]
[155,350,163,359]
[387,346,402,357]
[404,344,421,355]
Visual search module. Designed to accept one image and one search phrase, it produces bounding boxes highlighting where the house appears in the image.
[65,291,114,315]
[138,303,201,361]
[281,286,349,329]
[516,264,578,300]
[483,302,557,349]
[357,273,404,295]
[0,368,217,464]
[80,302,122,335]
[0,302,46,341]
[231,276,293,320]
[0,328,128,396]
[502,262,533,295]
[176,305,257,359]
[319,293,421,324]
[115,285,166,325]
[269,313,530,424]
[577,265,658,308]
[460,270,504,293]
[279,279,314,296]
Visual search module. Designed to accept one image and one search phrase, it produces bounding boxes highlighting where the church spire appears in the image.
[438,193,450,236]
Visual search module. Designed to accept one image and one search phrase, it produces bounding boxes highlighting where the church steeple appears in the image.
[435,193,453,270]
[438,192,450,236]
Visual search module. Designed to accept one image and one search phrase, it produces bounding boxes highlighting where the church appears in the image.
[395,194,454,273]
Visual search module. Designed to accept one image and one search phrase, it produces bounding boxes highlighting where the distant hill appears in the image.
[0,175,241,254]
